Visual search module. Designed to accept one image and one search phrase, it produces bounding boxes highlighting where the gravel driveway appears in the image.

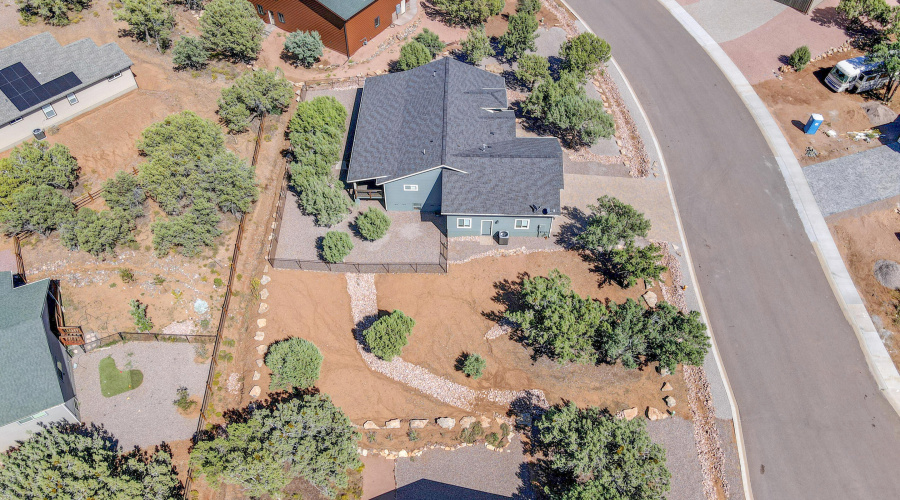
[73,342,208,450]
[394,435,532,499]
[646,417,705,500]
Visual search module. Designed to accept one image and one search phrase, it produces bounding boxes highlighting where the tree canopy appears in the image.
[414,28,445,58]
[265,337,323,390]
[200,0,264,61]
[534,403,670,500]
[115,0,175,52]
[515,53,550,88]
[364,310,416,361]
[218,69,294,132]
[1,140,78,191]
[499,10,538,60]
[576,195,651,252]
[60,208,135,257]
[16,0,91,26]
[137,111,256,256]
[284,30,324,68]
[866,39,900,101]
[396,41,432,71]
[506,270,709,371]
[560,32,611,76]
[432,0,504,25]
[0,423,181,500]
[0,184,74,235]
[523,72,614,146]
[461,25,495,65]
[172,36,209,69]
[190,394,361,499]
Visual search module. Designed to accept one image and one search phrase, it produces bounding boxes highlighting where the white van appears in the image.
[825,56,893,93]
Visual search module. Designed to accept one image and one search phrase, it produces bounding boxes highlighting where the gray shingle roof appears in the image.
[0,272,66,427]
[347,58,564,216]
[0,32,133,124]
[317,0,378,20]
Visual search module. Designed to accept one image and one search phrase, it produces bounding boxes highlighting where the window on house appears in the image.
[515,219,530,229]
[375,16,380,27]
[257,4,264,15]
[107,72,122,82]
[9,116,24,125]
[457,218,472,229]
[42,104,56,119]
[277,12,285,23]
[403,184,418,191]
[66,93,78,105]
[17,411,47,425]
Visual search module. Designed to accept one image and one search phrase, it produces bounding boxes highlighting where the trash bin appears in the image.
[498,230,509,245]
[804,114,824,135]
[32,128,46,140]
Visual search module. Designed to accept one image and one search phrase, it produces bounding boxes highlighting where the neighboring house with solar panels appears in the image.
[0,32,137,152]
[0,272,79,452]
[346,57,564,238]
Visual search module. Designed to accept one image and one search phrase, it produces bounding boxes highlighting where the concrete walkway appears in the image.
[804,143,900,216]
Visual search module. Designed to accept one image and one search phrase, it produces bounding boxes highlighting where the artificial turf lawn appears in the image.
[98,356,143,397]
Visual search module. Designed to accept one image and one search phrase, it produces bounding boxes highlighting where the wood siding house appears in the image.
[250,0,405,56]
[346,58,564,238]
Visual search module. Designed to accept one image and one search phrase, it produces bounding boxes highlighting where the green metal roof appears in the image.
[317,0,377,20]
[0,272,66,427]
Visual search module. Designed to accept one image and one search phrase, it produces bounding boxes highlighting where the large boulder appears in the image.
[459,416,476,429]
[385,419,401,429]
[409,419,428,429]
[647,407,668,421]
[436,417,456,429]
[874,260,900,290]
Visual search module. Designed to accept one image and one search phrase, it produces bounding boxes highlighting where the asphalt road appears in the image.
[564,0,900,498]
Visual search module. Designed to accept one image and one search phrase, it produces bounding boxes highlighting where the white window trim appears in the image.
[515,219,530,229]
[42,104,56,119]
[66,92,78,105]
[403,184,418,191]
[457,218,472,229]
[107,72,122,82]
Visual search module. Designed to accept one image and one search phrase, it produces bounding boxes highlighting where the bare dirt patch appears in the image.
[754,50,900,166]
[829,201,900,370]
[375,250,689,417]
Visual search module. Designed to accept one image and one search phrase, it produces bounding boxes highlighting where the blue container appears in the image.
[804,114,824,135]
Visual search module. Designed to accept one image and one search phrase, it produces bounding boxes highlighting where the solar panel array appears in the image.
[0,62,82,112]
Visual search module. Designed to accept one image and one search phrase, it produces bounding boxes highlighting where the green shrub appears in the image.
[200,0,264,61]
[0,184,74,235]
[118,268,135,283]
[461,353,486,379]
[560,32,611,76]
[213,277,224,287]
[458,421,484,444]
[460,25,495,64]
[102,171,145,219]
[523,72,614,146]
[499,10,538,60]
[115,0,174,52]
[129,299,153,332]
[363,310,415,361]
[607,242,667,288]
[59,208,134,256]
[408,430,420,441]
[16,0,91,26]
[576,195,651,253]
[1,140,79,191]
[190,394,360,498]
[486,432,501,447]
[534,403,670,499]
[515,53,550,87]
[321,231,353,263]
[789,45,811,71]
[288,96,347,174]
[516,0,541,14]
[218,68,294,132]
[432,0,503,25]
[173,36,209,68]
[284,30,323,68]
[298,176,351,227]
[173,386,196,411]
[396,41,432,71]
[264,337,323,390]
[414,28,445,58]
[356,207,391,240]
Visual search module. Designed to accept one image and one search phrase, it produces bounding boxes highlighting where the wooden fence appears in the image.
[79,331,216,353]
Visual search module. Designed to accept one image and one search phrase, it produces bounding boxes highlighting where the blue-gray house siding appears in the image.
[446,215,554,238]
[383,168,442,211]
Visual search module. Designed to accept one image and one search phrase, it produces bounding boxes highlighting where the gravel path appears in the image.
[645,417,706,500]
[73,342,208,450]
[804,144,900,216]
[395,435,532,499]
[346,274,547,411]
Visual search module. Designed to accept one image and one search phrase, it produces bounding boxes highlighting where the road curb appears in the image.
[654,0,900,417]
[554,1,755,498]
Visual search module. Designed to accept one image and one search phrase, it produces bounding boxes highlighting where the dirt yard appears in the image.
[755,49,900,166]
[828,199,900,370]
